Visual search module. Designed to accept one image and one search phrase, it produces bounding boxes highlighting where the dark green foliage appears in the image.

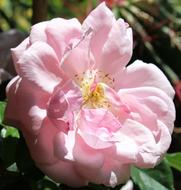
[131,160,175,190]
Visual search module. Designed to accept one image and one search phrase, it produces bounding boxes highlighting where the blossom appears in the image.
[5,2,175,188]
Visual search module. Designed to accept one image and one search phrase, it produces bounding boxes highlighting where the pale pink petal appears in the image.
[29,21,48,43]
[47,90,68,120]
[78,128,112,149]
[121,94,158,132]
[121,119,155,147]
[101,162,130,187]
[47,80,82,130]
[120,119,157,167]
[111,136,138,164]
[11,37,30,73]
[82,3,132,74]
[99,19,132,75]
[120,119,171,168]
[46,18,82,61]
[80,109,121,132]
[136,121,171,168]
[63,82,83,112]
[37,161,87,187]
[139,96,172,132]
[28,106,46,131]
[52,80,83,111]
[5,77,49,133]
[23,118,59,164]
[103,83,121,107]
[4,76,21,127]
[78,109,122,149]
[101,83,122,113]
[61,32,95,79]
[17,41,67,93]
[54,130,75,161]
[73,134,105,169]
[82,2,114,32]
[75,160,130,187]
[116,60,175,98]
[82,2,115,66]
[118,87,175,133]
[155,120,171,155]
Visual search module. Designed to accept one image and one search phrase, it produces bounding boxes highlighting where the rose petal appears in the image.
[54,130,75,161]
[136,121,171,168]
[121,119,155,147]
[24,118,59,164]
[29,21,48,43]
[37,160,87,187]
[4,76,21,127]
[102,83,122,113]
[75,160,130,187]
[28,106,46,131]
[46,18,82,61]
[73,134,105,169]
[113,136,138,164]
[121,94,158,132]
[47,80,82,130]
[82,3,132,75]
[118,87,175,133]
[78,109,122,149]
[18,41,67,93]
[120,119,171,168]
[11,37,30,73]
[47,90,68,119]
[61,32,95,79]
[5,76,49,133]
[116,60,175,98]
[82,2,115,66]
[100,19,132,75]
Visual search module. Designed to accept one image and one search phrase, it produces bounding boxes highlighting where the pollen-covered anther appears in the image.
[74,70,113,108]
[87,83,109,108]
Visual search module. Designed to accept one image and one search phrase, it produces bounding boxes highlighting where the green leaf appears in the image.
[166,152,181,172]
[0,101,20,139]
[0,101,6,124]
[6,162,18,172]
[131,160,174,190]
[1,126,20,138]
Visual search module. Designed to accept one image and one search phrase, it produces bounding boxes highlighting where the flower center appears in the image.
[74,70,113,108]
[83,82,109,108]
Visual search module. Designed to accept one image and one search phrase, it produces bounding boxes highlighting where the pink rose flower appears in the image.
[5,2,175,188]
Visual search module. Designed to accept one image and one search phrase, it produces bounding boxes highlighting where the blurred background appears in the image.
[0,0,181,190]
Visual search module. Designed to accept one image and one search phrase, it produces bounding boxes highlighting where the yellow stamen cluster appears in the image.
[83,83,109,108]
[75,70,110,108]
